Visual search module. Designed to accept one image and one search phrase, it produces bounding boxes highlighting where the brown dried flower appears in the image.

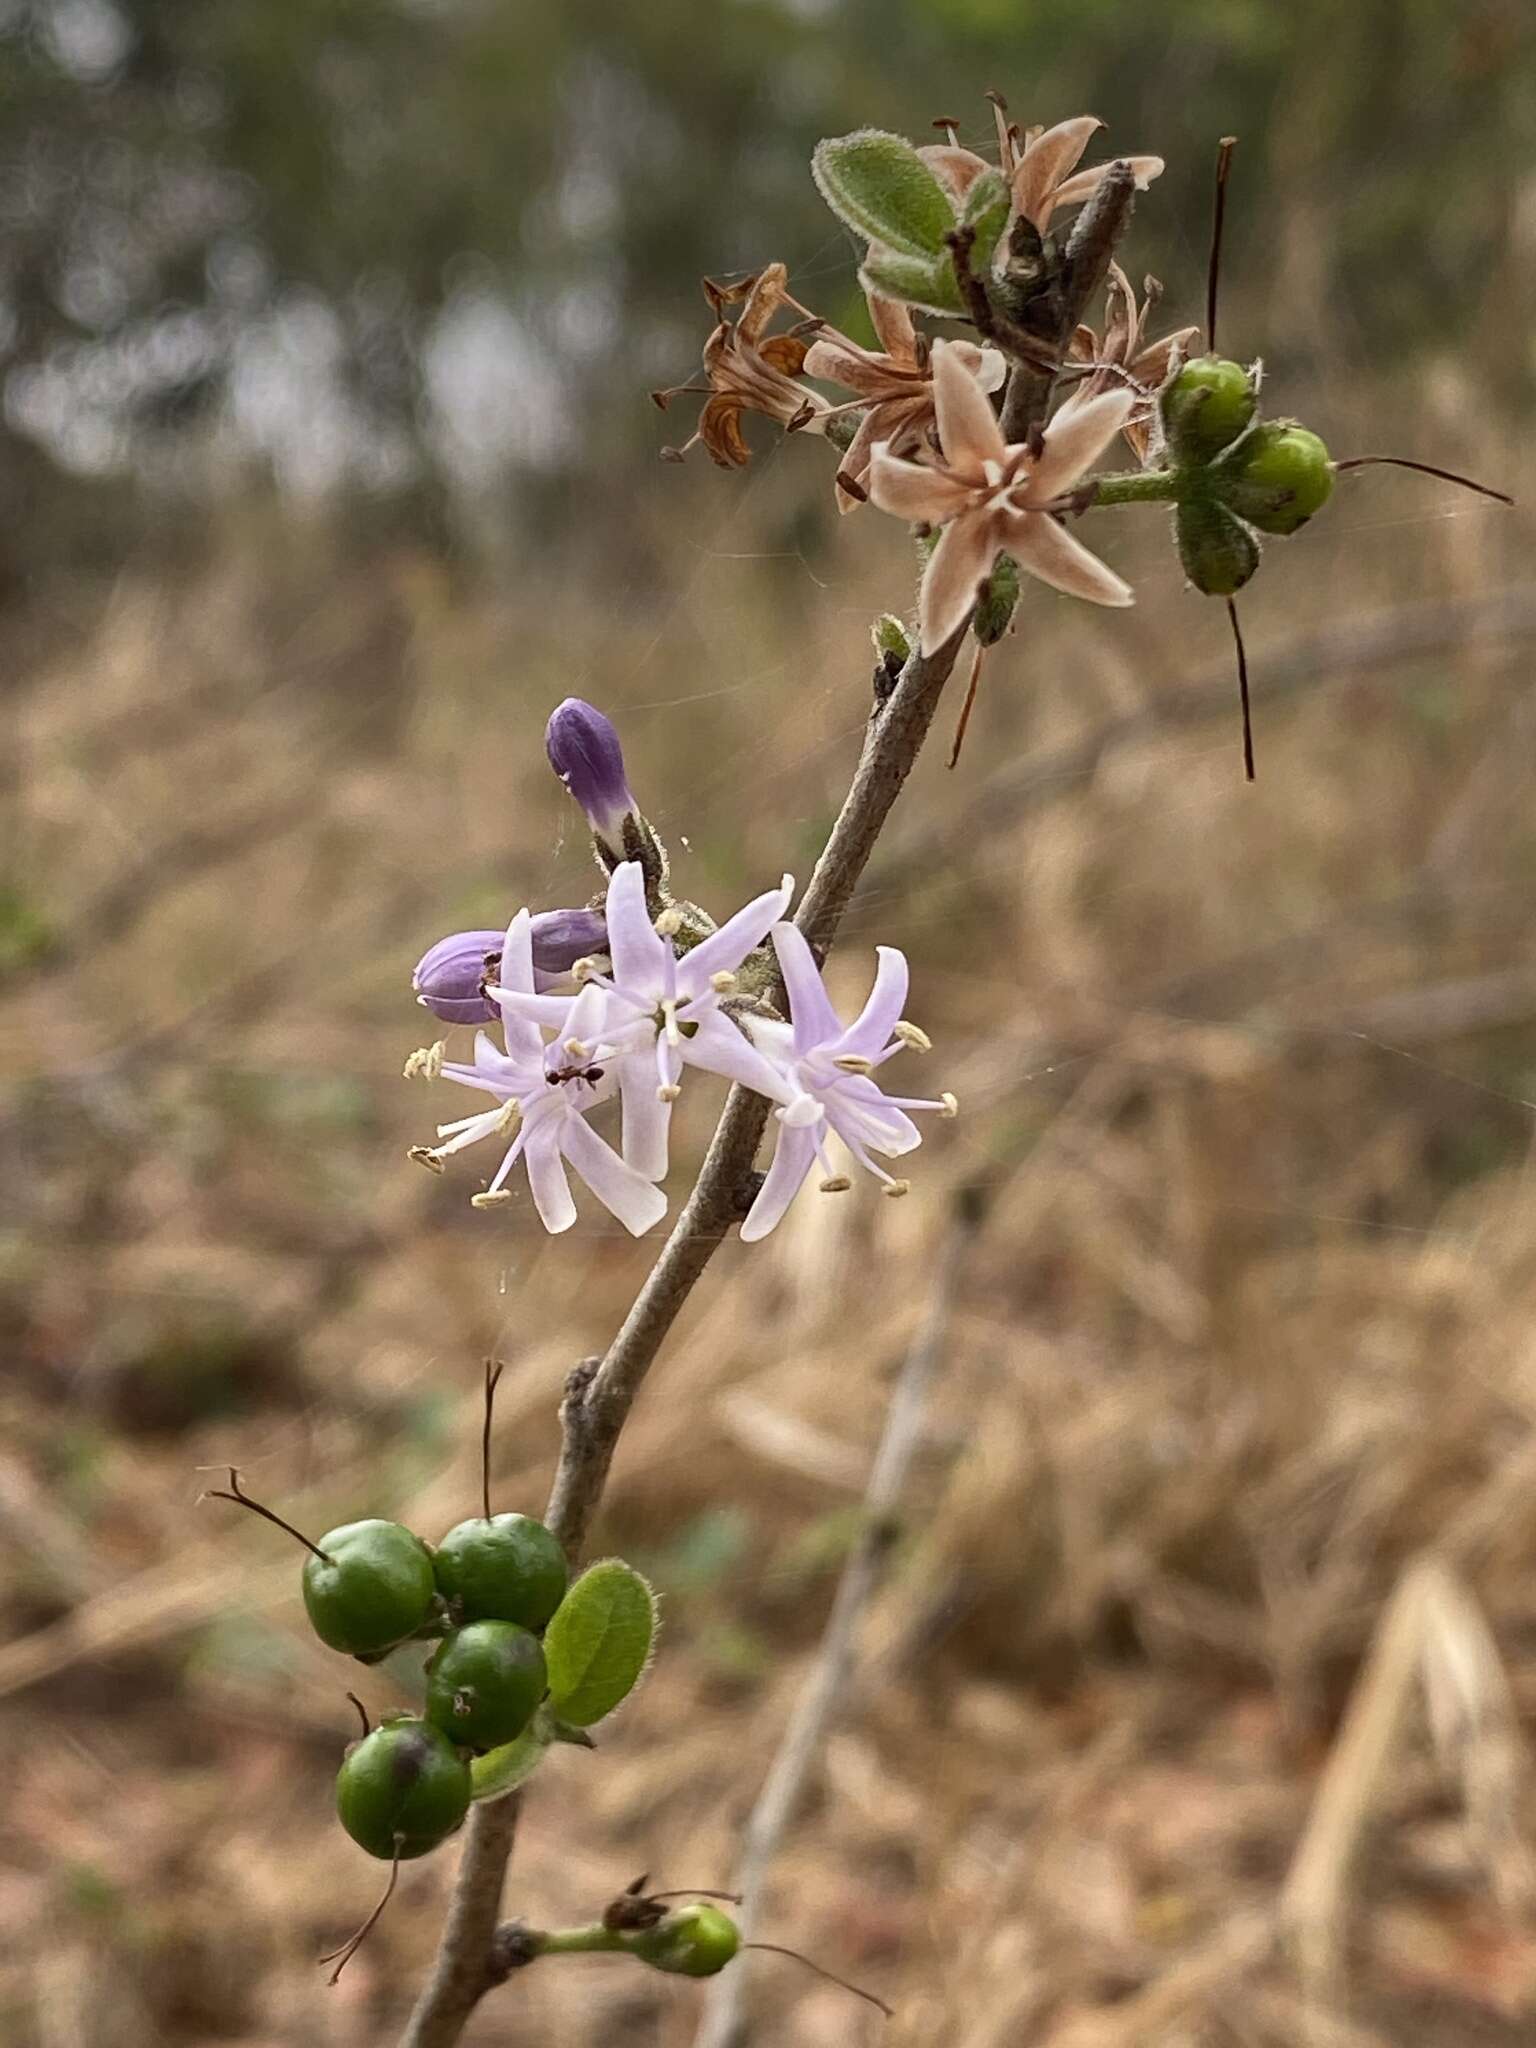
[922,102,1163,234]
[803,290,1004,512]
[1068,263,1200,461]
[867,339,1136,652]
[653,264,830,467]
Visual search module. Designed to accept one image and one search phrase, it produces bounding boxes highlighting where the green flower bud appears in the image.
[424,1620,547,1750]
[433,1513,568,1629]
[1162,355,1257,465]
[302,1521,437,1656]
[1216,421,1334,535]
[631,1904,742,1978]
[1175,498,1260,597]
[870,612,912,662]
[335,1718,472,1860]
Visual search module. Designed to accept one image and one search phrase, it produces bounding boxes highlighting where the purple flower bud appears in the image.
[413,909,611,1023]
[413,929,504,1024]
[546,698,636,841]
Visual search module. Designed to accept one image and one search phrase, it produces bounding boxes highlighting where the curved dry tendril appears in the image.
[1227,599,1255,783]
[203,1468,332,1563]
[481,1357,504,1523]
[947,643,986,770]
[320,1847,402,1985]
[1333,456,1513,505]
[345,1691,372,1739]
[742,1942,895,2019]
[645,1889,744,1906]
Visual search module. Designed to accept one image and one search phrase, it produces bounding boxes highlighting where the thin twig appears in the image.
[692,1190,982,2048]
[399,620,976,2048]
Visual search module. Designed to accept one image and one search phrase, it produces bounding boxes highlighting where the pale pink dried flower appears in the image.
[920,103,1162,235]
[653,264,830,468]
[803,291,1004,512]
[867,340,1135,652]
[1068,263,1200,462]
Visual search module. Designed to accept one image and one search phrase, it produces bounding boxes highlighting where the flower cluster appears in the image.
[406,701,955,1238]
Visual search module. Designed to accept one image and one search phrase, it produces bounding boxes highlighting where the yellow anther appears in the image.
[819,1175,853,1194]
[832,1053,874,1074]
[655,906,684,937]
[564,1038,592,1061]
[710,970,738,993]
[470,1190,513,1210]
[940,1091,959,1118]
[493,1100,522,1135]
[408,1145,446,1175]
[882,1178,911,1200]
[893,1020,932,1052]
[572,956,600,983]
[402,1041,446,1081]
[657,1082,682,1103]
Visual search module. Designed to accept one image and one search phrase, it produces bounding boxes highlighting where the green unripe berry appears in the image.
[1217,421,1335,535]
[424,1620,547,1750]
[302,1520,437,1656]
[632,1904,742,1978]
[335,1718,472,1860]
[433,1513,568,1629]
[1175,498,1260,598]
[1162,355,1257,465]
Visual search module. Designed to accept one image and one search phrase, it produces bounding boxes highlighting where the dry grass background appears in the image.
[3,349,1536,2048]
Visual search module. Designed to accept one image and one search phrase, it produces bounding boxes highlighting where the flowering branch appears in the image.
[399,614,976,2048]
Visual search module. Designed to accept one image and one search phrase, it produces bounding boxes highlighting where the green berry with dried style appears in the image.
[433,1512,569,1628]
[301,1519,438,1655]
[1160,354,1258,465]
[1215,421,1335,535]
[335,1717,472,1860]
[424,1619,547,1750]
[629,1903,742,1978]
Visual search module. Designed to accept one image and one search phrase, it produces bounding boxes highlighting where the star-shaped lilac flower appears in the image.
[738,924,956,1242]
[490,860,796,1183]
[410,908,667,1237]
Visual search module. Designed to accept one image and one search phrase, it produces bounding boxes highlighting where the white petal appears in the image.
[998,509,1134,608]
[603,861,666,997]
[1051,155,1164,212]
[524,1126,578,1233]
[931,340,1008,476]
[619,1064,672,1181]
[1011,116,1103,226]
[1029,388,1138,501]
[678,873,794,993]
[560,1114,669,1236]
[739,1123,819,1242]
[682,1007,799,1104]
[487,987,578,1030]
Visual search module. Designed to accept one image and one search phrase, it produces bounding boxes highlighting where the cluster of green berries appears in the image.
[1159,355,1334,597]
[308,1508,569,1860]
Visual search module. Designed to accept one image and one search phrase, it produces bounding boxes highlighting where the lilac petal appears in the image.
[770,921,843,1053]
[828,1081,923,1157]
[487,987,580,1030]
[603,860,667,995]
[931,340,1008,477]
[619,1064,672,1181]
[677,874,794,995]
[560,1114,669,1236]
[830,945,909,1061]
[996,508,1134,608]
[682,1008,799,1103]
[1029,389,1137,501]
[523,1125,578,1233]
[531,906,608,980]
[739,1121,820,1242]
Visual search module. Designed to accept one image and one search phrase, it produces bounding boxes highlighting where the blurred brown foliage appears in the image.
[4,5,1536,2047]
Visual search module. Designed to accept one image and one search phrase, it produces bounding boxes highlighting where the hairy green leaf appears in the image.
[959,168,1011,276]
[858,247,966,319]
[812,130,957,259]
[543,1559,658,1727]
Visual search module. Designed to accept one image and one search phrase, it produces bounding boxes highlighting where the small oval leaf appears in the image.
[857,248,966,319]
[543,1559,658,1728]
[959,168,1011,276]
[470,1704,555,1802]
[812,131,957,260]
